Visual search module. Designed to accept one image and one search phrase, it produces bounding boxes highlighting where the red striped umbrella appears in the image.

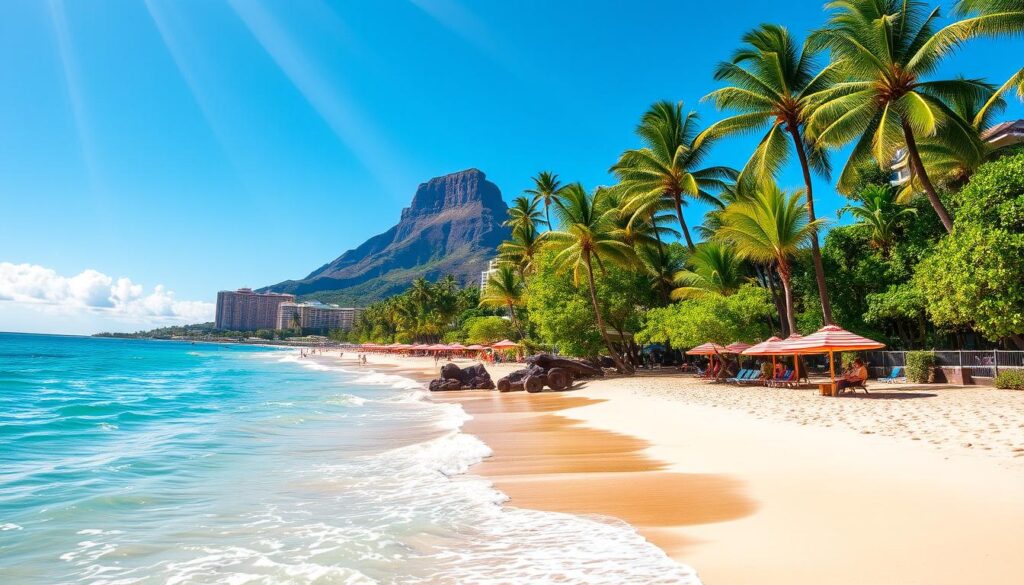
[775,326,885,388]
[725,341,752,353]
[685,342,727,356]
[741,336,784,355]
[777,325,886,354]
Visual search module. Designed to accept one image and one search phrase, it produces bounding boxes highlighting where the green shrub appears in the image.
[905,351,936,383]
[994,370,1024,390]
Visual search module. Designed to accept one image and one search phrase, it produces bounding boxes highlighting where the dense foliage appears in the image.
[916,154,1024,346]
[636,285,774,349]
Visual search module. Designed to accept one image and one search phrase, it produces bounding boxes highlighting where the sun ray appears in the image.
[227,0,415,198]
[47,0,102,193]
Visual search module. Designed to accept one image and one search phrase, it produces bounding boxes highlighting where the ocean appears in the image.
[0,333,697,584]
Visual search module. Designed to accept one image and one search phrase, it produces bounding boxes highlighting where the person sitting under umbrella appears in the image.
[835,358,868,393]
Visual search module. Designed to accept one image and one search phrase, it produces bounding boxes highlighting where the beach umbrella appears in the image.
[685,342,728,356]
[777,325,886,387]
[491,339,519,350]
[465,344,486,351]
[772,334,806,381]
[743,336,784,370]
[448,343,467,351]
[724,342,752,366]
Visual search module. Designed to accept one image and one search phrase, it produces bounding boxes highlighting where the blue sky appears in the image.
[1,0,1021,334]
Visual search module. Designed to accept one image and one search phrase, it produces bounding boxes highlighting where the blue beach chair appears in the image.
[879,366,905,383]
[726,369,753,383]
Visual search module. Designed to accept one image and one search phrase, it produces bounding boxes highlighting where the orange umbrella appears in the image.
[725,341,752,353]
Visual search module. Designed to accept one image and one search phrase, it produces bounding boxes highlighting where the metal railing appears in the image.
[862,350,1024,379]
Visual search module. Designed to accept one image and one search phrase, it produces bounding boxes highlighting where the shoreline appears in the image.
[317,352,1024,583]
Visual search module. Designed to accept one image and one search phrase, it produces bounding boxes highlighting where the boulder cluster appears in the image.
[427,353,603,393]
[428,363,495,392]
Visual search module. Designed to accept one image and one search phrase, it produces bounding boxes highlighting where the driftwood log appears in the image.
[496,354,601,393]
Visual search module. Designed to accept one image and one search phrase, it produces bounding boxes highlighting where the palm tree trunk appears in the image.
[788,124,833,325]
[584,252,631,373]
[545,200,552,232]
[900,119,954,233]
[506,301,525,339]
[763,263,789,337]
[673,196,696,252]
[777,260,799,335]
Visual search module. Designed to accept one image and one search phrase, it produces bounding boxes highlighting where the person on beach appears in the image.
[835,358,868,392]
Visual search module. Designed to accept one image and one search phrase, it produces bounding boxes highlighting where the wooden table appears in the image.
[819,382,836,397]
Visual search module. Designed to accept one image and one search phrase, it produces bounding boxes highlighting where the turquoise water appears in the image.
[0,333,697,584]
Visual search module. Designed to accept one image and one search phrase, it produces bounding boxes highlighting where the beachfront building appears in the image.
[891,119,1024,186]
[480,259,499,292]
[215,288,295,331]
[276,302,362,333]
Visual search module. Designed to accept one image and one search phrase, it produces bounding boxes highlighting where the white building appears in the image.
[891,119,1024,186]
[480,258,500,293]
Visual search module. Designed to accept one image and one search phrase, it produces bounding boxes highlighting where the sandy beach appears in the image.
[325,352,1024,584]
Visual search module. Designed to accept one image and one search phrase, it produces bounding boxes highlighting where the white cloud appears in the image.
[0,262,214,330]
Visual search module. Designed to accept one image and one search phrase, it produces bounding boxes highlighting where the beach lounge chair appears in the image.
[725,369,754,384]
[739,370,769,386]
[766,370,793,388]
[878,366,905,383]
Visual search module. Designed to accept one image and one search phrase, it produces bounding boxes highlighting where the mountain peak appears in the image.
[403,168,504,219]
[261,169,510,305]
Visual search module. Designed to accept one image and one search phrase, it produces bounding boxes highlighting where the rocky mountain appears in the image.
[261,169,509,305]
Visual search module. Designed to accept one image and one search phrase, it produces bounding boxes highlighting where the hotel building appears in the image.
[276,302,363,333]
[215,288,295,331]
[480,258,500,292]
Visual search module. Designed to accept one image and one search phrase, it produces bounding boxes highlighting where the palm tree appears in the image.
[716,182,826,334]
[702,24,838,324]
[600,186,679,251]
[894,77,1018,198]
[671,242,748,300]
[840,184,918,255]
[480,264,526,339]
[635,242,687,304]
[611,101,736,251]
[953,0,1024,35]
[806,0,996,233]
[547,183,637,372]
[498,223,545,277]
[525,171,564,231]
[503,195,546,233]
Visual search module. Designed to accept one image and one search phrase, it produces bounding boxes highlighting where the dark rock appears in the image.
[259,169,510,304]
[429,362,495,391]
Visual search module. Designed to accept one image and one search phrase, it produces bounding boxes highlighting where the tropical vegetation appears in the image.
[342,0,1024,369]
